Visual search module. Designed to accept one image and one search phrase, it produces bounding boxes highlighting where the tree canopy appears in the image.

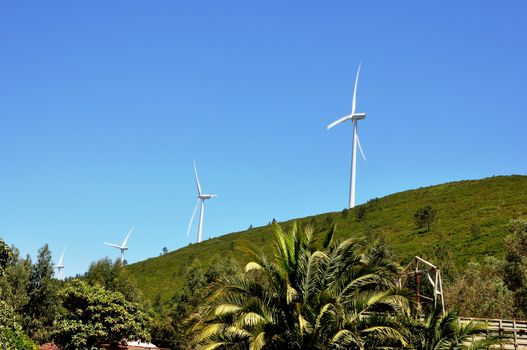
[53,279,151,350]
[414,205,437,231]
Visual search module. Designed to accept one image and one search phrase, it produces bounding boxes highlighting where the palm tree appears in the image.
[403,307,504,350]
[193,223,412,350]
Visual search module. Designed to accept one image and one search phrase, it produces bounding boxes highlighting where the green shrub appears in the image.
[414,205,437,231]
[0,301,37,350]
[355,206,367,221]
[0,238,13,273]
[53,279,151,350]
[0,327,38,350]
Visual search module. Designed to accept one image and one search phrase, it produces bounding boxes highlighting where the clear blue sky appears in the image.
[1,1,526,277]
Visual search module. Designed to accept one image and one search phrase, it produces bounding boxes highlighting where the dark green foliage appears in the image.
[0,244,59,345]
[503,219,527,316]
[414,205,437,231]
[355,205,367,221]
[0,247,31,316]
[0,243,150,348]
[24,244,59,343]
[149,256,242,349]
[0,328,37,350]
[84,257,143,303]
[442,220,527,319]
[0,239,13,273]
[149,315,177,349]
[445,257,516,319]
[367,197,381,210]
[53,279,150,350]
[0,301,37,350]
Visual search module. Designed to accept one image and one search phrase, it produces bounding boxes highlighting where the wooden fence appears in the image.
[460,317,527,349]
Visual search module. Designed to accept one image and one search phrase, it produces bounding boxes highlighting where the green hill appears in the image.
[127,175,527,302]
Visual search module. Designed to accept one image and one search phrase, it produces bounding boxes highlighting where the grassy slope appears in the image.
[127,175,527,302]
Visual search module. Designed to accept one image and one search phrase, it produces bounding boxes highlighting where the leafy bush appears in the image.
[445,257,516,319]
[503,219,527,317]
[0,327,37,350]
[355,205,367,221]
[84,257,143,303]
[366,197,381,210]
[0,301,37,350]
[414,205,437,231]
[0,238,13,273]
[53,279,151,350]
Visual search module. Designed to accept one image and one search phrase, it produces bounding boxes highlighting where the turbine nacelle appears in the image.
[351,113,366,120]
[199,194,217,200]
[326,113,367,130]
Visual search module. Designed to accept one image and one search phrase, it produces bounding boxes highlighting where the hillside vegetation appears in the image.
[127,175,527,302]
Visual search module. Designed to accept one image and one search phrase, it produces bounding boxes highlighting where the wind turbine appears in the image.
[53,246,66,280]
[187,161,217,243]
[104,227,134,263]
[327,63,367,209]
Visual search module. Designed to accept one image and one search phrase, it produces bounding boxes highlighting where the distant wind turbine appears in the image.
[53,246,66,280]
[187,161,217,243]
[104,227,134,263]
[327,63,367,209]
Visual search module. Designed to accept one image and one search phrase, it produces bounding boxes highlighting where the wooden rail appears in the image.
[460,317,527,349]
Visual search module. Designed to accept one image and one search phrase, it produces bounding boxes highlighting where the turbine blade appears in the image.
[352,63,361,115]
[122,227,134,247]
[326,115,352,130]
[356,133,367,162]
[58,247,66,266]
[104,242,121,249]
[187,199,200,237]
[194,161,202,196]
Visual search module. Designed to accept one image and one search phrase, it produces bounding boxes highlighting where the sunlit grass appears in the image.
[127,175,527,302]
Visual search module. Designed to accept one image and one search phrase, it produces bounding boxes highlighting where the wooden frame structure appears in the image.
[399,256,445,313]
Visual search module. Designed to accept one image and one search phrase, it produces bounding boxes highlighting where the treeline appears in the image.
[0,242,150,349]
[0,236,243,349]
[1,219,527,349]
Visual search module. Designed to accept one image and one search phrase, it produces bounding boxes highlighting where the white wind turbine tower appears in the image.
[187,161,217,243]
[327,63,367,209]
[104,227,134,263]
[53,247,66,280]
